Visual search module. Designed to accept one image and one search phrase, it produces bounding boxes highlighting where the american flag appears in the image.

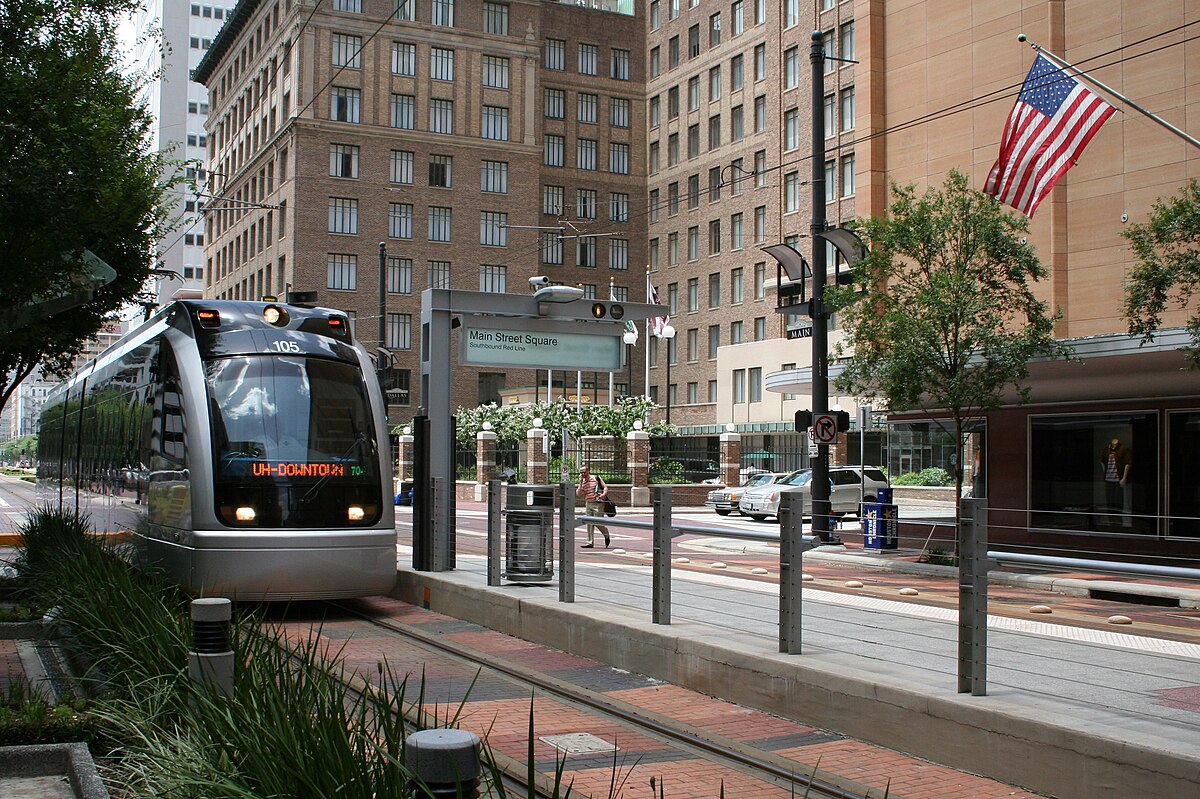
[647,273,669,337]
[984,54,1115,217]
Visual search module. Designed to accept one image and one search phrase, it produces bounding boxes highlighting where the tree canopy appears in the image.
[831,170,1069,504]
[0,0,175,410]
[1122,179,1200,367]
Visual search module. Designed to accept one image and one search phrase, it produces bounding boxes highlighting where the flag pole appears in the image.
[1020,34,1200,150]
[644,267,652,400]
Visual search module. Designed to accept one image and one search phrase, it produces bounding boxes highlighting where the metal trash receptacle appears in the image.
[503,484,555,582]
[862,501,898,551]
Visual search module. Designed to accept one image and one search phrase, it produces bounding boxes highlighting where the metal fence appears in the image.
[561,436,625,484]
[649,436,720,483]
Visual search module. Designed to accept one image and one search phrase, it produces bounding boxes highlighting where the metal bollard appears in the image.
[406,728,482,798]
[188,598,234,697]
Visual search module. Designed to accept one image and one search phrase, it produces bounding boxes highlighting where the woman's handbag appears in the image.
[603,498,617,517]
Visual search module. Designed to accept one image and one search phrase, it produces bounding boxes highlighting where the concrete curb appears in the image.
[0,743,109,798]
[391,567,1200,799]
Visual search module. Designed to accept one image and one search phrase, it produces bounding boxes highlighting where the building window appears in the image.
[482,55,509,88]
[731,214,744,250]
[429,154,452,188]
[543,185,564,215]
[841,87,856,131]
[709,66,721,101]
[754,94,767,133]
[428,260,451,289]
[396,0,414,20]
[483,2,508,35]
[390,93,415,129]
[708,167,722,202]
[331,87,360,122]
[687,125,699,159]
[823,29,835,74]
[544,134,564,166]
[784,107,799,150]
[545,38,565,70]
[754,316,766,340]
[610,192,629,222]
[708,272,721,307]
[669,35,679,68]
[389,203,413,239]
[430,98,454,133]
[329,143,359,178]
[825,160,836,202]
[668,85,680,118]
[710,12,721,45]
[386,313,412,350]
[687,277,699,311]
[649,95,660,128]
[841,153,856,197]
[333,0,361,10]
[392,41,416,75]
[609,238,629,270]
[784,0,799,28]
[543,232,563,264]
[576,188,597,219]
[388,257,412,294]
[754,261,766,299]
[327,254,357,290]
[649,188,660,221]
[823,93,836,138]
[749,367,762,402]
[754,43,766,81]
[482,105,509,140]
[840,21,855,62]
[784,171,800,212]
[429,206,452,242]
[709,325,721,358]
[432,0,454,27]
[610,97,631,128]
[784,46,799,90]
[650,46,661,77]
[332,34,362,68]
[328,197,358,234]
[611,48,630,80]
[479,264,507,292]
[577,237,597,267]
[667,282,679,314]
[430,47,455,81]
[754,149,767,187]
[732,1,744,34]
[577,92,598,123]
[481,160,508,193]
[544,88,565,119]
[733,369,746,403]
[687,225,700,260]
[609,142,630,175]
[578,43,598,75]
[577,138,597,170]
[731,320,744,344]
[390,150,414,184]
[688,24,700,58]
[650,0,660,29]
[667,182,680,215]
[730,54,744,92]
[731,104,744,141]
[480,211,508,246]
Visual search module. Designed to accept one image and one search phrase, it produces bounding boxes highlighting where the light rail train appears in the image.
[37,300,398,600]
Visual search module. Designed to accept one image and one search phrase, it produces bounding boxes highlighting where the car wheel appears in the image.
[715,509,731,516]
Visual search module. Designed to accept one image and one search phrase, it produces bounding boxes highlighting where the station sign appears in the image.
[460,317,623,371]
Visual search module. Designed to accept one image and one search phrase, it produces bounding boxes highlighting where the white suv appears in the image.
[737,466,890,521]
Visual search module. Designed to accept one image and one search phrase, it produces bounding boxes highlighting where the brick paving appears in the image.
[280,595,1049,799]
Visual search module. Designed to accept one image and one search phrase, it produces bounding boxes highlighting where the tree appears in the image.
[1122,179,1200,367]
[449,396,674,447]
[831,170,1069,530]
[0,0,176,412]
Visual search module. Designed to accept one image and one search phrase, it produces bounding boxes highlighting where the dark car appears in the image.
[394,479,414,506]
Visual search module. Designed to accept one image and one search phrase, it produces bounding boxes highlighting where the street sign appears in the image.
[812,413,839,444]
[786,323,814,340]
[460,322,622,370]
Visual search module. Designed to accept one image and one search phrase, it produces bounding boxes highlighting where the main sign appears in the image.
[460,319,622,371]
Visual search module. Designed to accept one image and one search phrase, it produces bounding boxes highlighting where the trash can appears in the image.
[503,484,555,583]
[862,500,898,551]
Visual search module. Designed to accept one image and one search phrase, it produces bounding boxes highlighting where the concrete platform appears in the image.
[392,561,1200,799]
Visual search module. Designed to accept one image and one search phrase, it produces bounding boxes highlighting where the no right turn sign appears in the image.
[812,413,839,444]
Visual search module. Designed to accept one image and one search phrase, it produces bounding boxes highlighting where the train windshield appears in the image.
[206,356,379,481]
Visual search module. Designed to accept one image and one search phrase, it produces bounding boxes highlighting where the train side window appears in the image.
[155,346,188,468]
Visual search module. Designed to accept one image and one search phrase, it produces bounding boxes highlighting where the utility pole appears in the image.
[809,30,832,543]
[378,241,387,355]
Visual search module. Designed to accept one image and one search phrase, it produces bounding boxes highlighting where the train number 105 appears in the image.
[269,340,302,353]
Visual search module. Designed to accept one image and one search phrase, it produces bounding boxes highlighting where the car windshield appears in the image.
[745,473,775,488]
[780,470,813,487]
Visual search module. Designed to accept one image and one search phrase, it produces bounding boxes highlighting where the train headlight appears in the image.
[263,304,290,326]
[347,505,366,522]
[235,506,257,522]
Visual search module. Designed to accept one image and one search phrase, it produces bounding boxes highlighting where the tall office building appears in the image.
[194,0,646,413]
[132,1,232,305]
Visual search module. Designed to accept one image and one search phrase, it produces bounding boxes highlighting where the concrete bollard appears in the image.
[406,728,482,798]
[188,598,234,697]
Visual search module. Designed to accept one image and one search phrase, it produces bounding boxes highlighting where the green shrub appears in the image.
[649,458,684,484]
[892,467,953,486]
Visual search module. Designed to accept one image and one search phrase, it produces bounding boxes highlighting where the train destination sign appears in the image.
[461,323,622,370]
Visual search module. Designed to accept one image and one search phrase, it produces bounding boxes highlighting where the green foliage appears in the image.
[1,435,37,460]
[1122,179,1200,367]
[649,458,684,484]
[831,170,1071,514]
[0,0,179,414]
[892,467,953,487]
[447,396,675,446]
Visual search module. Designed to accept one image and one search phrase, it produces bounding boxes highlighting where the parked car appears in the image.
[706,472,786,516]
[737,466,890,521]
[394,478,414,506]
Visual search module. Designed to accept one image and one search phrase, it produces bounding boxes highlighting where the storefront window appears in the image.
[1030,413,1158,535]
[1168,410,1200,538]
[886,422,958,480]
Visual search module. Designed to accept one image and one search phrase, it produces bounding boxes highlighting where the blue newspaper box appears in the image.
[862,501,898,551]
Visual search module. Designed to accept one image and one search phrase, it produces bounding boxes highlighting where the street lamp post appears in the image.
[659,325,676,425]
[808,30,832,543]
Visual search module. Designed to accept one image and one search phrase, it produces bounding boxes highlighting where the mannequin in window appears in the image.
[1099,438,1131,522]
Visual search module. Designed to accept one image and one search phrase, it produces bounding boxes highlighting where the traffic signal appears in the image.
[794,410,812,431]
[835,410,851,432]
[590,301,625,320]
